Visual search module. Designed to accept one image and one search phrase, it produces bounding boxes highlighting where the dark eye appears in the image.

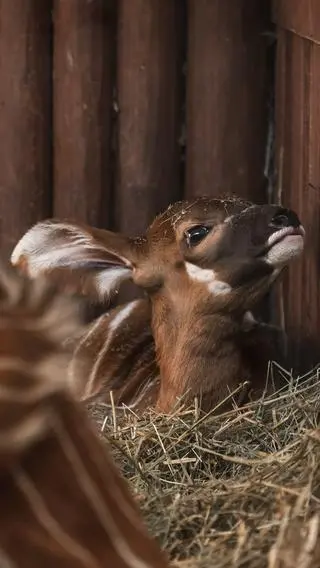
[185,225,211,247]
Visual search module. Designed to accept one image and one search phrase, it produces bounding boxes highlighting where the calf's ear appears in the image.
[11,220,136,302]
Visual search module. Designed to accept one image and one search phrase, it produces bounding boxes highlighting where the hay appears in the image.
[88,363,320,567]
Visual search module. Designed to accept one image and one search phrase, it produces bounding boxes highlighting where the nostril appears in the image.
[269,213,289,229]
[269,208,301,230]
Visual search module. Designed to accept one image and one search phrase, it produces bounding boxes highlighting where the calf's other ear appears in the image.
[11,220,136,302]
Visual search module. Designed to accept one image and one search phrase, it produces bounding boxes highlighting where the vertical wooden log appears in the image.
[0,1,52,257]
[116,0,184,236]
[269,28,287,331]
[186,0,270,201]
[273,0,320,42]
[53,0,116,228]
[273,0,320,370]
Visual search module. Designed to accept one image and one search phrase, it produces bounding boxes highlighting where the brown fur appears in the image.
[11,195,305,414]
[0,263,169,567]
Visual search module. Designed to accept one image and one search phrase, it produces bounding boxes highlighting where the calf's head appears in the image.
[11,196,305,411]
[11,196,305,314]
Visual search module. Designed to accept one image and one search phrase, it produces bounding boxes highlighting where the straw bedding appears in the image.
[89,363,320,567]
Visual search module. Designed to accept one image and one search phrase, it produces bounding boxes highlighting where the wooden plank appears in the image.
[274,29,287,206]
[274,25,320,369]
[271,28,287,330]
[185,0,270,201]
[308,47,320,189]
[301,44,320,366]
[53,0,116,228]
[273,0,320,44]
[0,1,52,257]
[283,33,308,368]
[115,0,184,236]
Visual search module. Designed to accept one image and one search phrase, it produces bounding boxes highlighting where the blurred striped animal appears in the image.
[0,263,169,567]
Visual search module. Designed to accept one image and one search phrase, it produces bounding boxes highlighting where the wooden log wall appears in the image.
[273,0,320,369]
[0,0,271,260]
[0,1,52,257]
[53,0,116,228]
[5,0,319,369]
[115,0,184,235]
[186,0,270,200]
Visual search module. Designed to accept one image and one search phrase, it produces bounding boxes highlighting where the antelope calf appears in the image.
[0,264,169,567]
[11,196,305,413]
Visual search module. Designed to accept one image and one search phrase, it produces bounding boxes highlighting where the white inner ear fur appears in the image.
[94,268,131,300]
[11,221,132,299]
[185,262,231,296]
[12,222,115,273]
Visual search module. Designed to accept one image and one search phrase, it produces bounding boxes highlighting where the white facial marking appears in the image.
[185,262,231,296]
[207,280,232,295]
[185,262,216,282]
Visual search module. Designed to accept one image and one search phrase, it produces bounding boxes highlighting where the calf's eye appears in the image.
[185,225,211,247]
